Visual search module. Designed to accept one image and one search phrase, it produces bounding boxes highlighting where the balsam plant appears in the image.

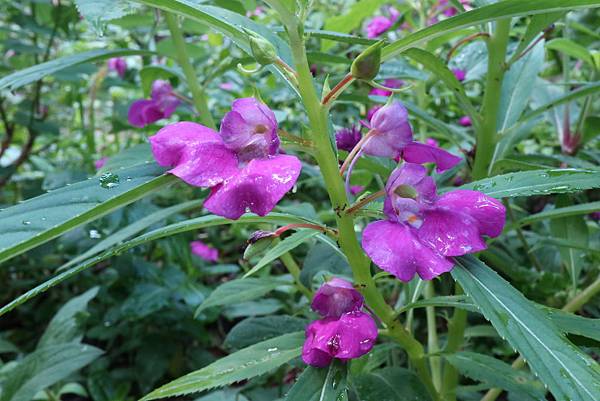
[1,1,600,401]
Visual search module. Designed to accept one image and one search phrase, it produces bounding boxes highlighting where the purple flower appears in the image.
[107,57,126,78]
[459,116,472,127]
[367,105,382,122]
[150,98,301,220]
[95,157,108,170]
[128,80,181,128]
[365,7,400,38]
[351,185,365,195]
[336,125,362,152]
[452,68,466,82]
[362,163,505,282]
[312,278,364,318]
[369,79,404,97]
[219,82,235,91]
[190,240,219,262]
[426,138,439,148]
[590,211,600,221]
[302,311,378,367]
[362,101,462,172]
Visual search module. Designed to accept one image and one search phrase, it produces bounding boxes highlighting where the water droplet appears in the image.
[267,347,278,352]
[22,220,31,225]
[99,172,120,189]
[89,229,102,239]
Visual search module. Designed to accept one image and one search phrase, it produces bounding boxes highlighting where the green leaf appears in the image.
[75,0,141,32]
[544,307,600,342]
[38,287,99,348]
[0,164,172,264]
[519,200,600,225]
[395,295,478,315]
[0,343,103,401]
[514,12,564,58]
[244,230,319,278]
[549,195,589,289]
[224,316,308,350]
[140,332,304,400]
[452,256,600,401]
[0,213,313,317]
[445,352,545,401]
[306,29,378,46]
[195,278,290,316]
[546,37,595,67]
[0,338,19,354]
[352,367,432,401]
[285,362,347,401]
[300,242,351,287]
[460,168,600,198]
[497,40,545,131]
[0,49,151,91]
[382,0,600,61]
[97,143,154,172]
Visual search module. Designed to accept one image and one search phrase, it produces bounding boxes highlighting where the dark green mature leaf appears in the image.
[382,0,600,61]
[285,362,347,401]
[0,49,150,91]
[0,343,103,401]
[546,38,595,66]
[224,316,308,350]
[0,213,314,317]
[395,295,478,314]
[38,287,98,348]
[519,201,600,225]
[452,256,600,401]
[195,278,290,316]
[545,308,600,342]
[140,332,304,400]
[445,352,545,401]
[244,229,319,277]
[300,242,351,287]
[460,168,600,198]
[352,367,432,401]
[0,164,172,264]
[0,339,19,354]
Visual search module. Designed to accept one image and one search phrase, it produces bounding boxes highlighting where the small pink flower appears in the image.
[128,80,181,128]
[107,57,127,78]
[219,82,235,91]
[95,157,108,170]
[351,185,365,195]
[426,138,439,148]
[459,116,472,127]
[365,7,400,38]
[362,163,505,282]
[335,125,362,152]
[452,68,466,82]
[369,79,404,97]
[190,240,219,262]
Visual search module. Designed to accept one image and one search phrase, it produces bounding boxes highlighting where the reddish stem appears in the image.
[322,73,354,106]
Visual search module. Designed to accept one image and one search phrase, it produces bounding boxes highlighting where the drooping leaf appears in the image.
[140,332,304,400]
[0,164,172,264]
[445,352,545,401]
[452,256,600,401]
[0,49,151,91]
[195,278,290,316]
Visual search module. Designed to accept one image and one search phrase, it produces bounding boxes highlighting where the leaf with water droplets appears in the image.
[285,361,347,401]
[140,332,304,400]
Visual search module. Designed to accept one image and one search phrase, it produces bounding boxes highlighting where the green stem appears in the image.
[471,20,511,180]
[164,13,216,130]
[504,199,543,271]
[279,251,312,299]
[425,282,442,391]
[284,16,439,401]
[440,285,467,401]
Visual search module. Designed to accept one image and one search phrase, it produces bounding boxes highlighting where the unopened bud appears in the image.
[351,41,383,81]
[243,230,276,260]
[249,33,278,66]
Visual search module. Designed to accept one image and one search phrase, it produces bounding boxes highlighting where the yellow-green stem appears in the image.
[164,13,216,130]
[425,281,442,390]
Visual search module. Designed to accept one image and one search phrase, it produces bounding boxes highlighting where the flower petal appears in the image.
[128,99,163,128]
[311,278,364,318]
[418,209,487,256]
[435,190,506,238]
[364,101,413,158]
[401,141,462,172]
[362,220,452,282]
[149,122,238,187]
[204,154,301,219]
[190,240,219,262]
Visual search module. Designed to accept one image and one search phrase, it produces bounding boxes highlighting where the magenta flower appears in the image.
[311,278,364,318]
[459,116,472,127]
[150,97,301,220]
[362,101,462,172]
[219,82,235,91]
[369,79,404,97]
[351,185,365,195]
[367,105,382,122]
[335,125,362,152]
[302,311,378,367]
[94,157,108,170]
[426,138,439,148]
[365,7,400,38]
[107,57,126,78]
[590,211,600,221]
[190,240,219,262]
[452,68,466,82]
[128,80,181,128]
[362,163,505,282]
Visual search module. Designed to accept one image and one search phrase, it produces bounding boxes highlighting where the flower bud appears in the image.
[243,230,276,260]
[248,32,278,66]
[311,278,364,318]
[351,41,383,81]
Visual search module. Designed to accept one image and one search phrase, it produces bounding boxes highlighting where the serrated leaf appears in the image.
[0,164,172,264]
[519,200,600,225]
[224,316,308,350]
[452,256,600,401]
[352,367,432,401]
[140,332,304,400]
[285,362,347,401]
[544,307,600,342]
[445,352,545,401]
[75,0,141,33]
[460,168,600,198]
[195,278,290,316]
[244,229,319,277]
[0,49,150,92]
